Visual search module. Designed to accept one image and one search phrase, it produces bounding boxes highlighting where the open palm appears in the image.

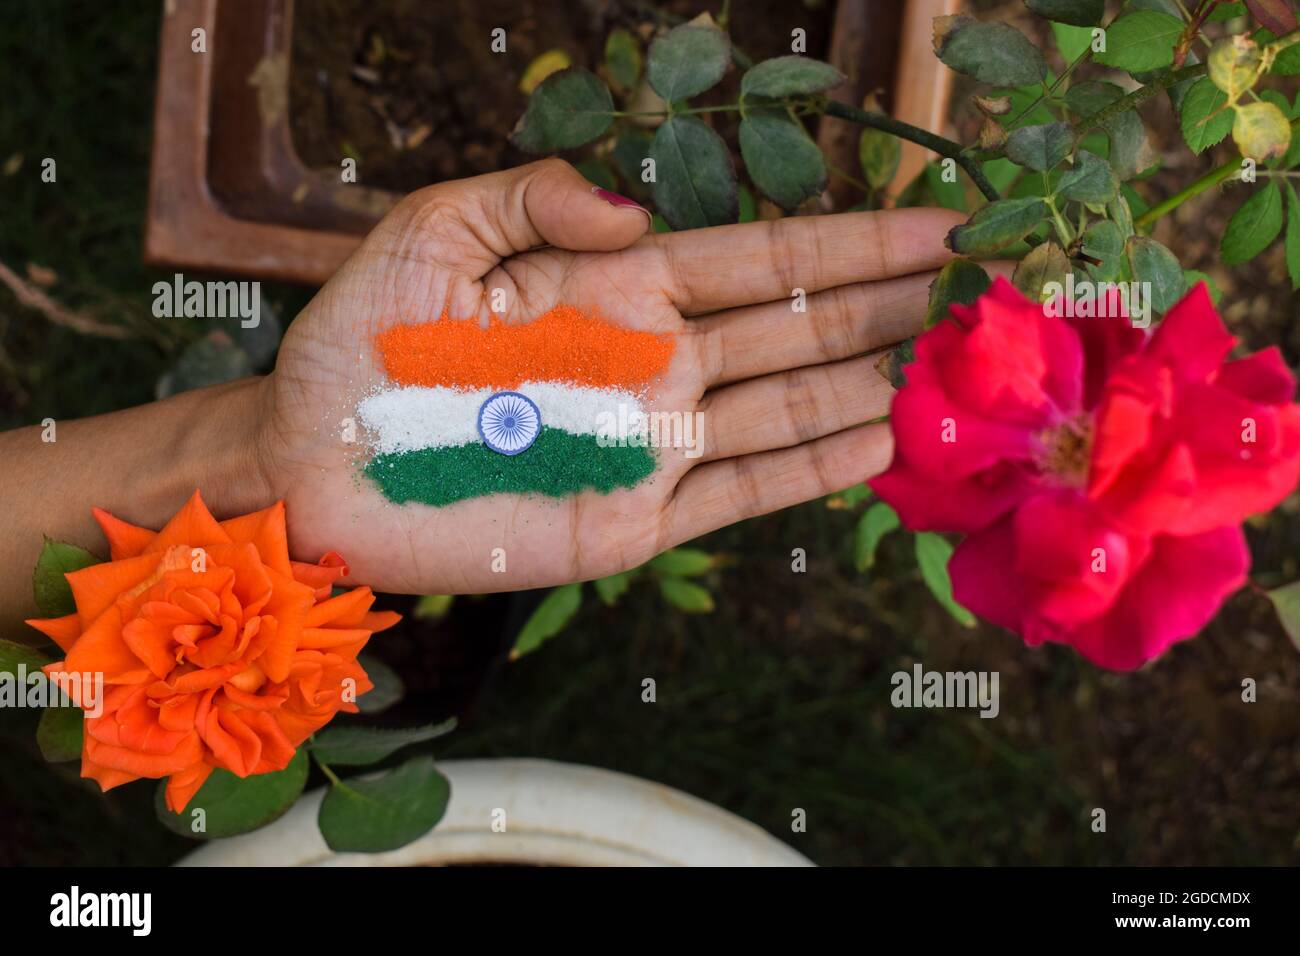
[259,159,964,595]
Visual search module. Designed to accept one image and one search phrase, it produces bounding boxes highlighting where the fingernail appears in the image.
[592,186,652,223]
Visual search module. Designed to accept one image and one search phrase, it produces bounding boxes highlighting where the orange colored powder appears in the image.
[377,305,675,390]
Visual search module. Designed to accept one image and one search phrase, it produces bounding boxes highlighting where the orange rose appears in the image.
[26,491,399,812]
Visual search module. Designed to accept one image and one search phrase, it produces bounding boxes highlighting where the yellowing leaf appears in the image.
[1232,100,1292,161]
[1207,35,1263,103]
[519,49,572,95]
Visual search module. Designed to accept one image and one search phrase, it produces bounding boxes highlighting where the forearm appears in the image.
[0,376,274,632]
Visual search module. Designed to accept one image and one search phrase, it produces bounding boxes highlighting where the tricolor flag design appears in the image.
[359,306,675,507]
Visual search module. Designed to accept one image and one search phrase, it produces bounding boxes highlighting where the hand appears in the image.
[257,159,964,595]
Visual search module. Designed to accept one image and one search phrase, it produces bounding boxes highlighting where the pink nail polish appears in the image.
[592,186,652,221]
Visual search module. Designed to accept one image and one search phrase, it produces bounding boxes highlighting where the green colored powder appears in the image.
[364,427,657,506]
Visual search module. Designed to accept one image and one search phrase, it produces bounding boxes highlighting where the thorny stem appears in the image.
[612,95,1003,201]
[1074,64,1207,140]
[995,0,1135,136]
[609,103,744,117]
[823,100,1002,202]
[1135,159,1239,228]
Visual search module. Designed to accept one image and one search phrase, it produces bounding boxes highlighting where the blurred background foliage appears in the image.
[1,0,1297,866]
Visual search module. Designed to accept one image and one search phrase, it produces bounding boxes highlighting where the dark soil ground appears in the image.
[289,0,833,194]
[0,0,1296,866]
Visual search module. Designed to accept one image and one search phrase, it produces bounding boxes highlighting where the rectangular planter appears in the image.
[145,0,957,285]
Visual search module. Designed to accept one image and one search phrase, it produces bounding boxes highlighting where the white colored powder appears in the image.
[358,381,650,454]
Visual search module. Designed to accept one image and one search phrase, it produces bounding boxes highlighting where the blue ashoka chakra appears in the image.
[477,391,542,456]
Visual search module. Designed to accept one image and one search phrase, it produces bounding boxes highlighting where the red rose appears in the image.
[870,278,1300,669]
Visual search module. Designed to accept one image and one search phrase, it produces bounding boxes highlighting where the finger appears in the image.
[392,158,651,278]
[696,260,1017,387]
[697,354,894,462]
[652,206,965,315]
[669,423,894,543]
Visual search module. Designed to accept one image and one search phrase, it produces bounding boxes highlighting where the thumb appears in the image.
[487,157,653,254]
[381,159,652,280]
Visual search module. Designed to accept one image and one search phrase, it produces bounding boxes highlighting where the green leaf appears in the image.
[156,748,309,837]
[37,706,83,763]
[1105,110,1153,181]
[33,538,100,618]
[1057,151,1119,203]
[1063,78,1123,118]
[1006,122,1074,171]
[1122,182,1150,220]
[1179,77,1234,153]
[311,719,457,766]
[1278,92,1300,167]
[1221,180,1284,264]
[1208,1,1248,21]
[982,157,1023,194]
[1051,22,1096,63]
[650,115,738,230]
[356,653,403,714]
[828,483,873,509]
[1267,578,1300,652]
[740,55,845,98]
[412,594,454,620]
[0,639,54,674]
[1182,269,1223,304]
[658,577,715,613]
[738,184,757,222]
[1108,192,1136,239]
[575,158,617,193]
[1095,11,1184,73]
[593,570,634,606]
[646,23,730,102]
[604,29,642,92]
[854,502,900,572]
[1027,0,1105,26]
[1013,241,1070,302]
[1082,220,1124,281]
[511,67,613,153]
[738,110,827,210]
[858,127,901,191]
[914,533,976,628]
[924,162,967,212]
[511,583,583,659]
[649,548,714,576]
[1263,28,1300,75]
[612,129,655,198]
[925,258,992,327]
[1063,80,1155,180]
[946,198,1048,255]
[933,16,1047,87]
[1126,236,1187,314]
[318,756,450,854]
[1285,183,1300,290]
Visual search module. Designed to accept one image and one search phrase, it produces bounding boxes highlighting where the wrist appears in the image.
[0,375,277,628]
[146,375,277,521]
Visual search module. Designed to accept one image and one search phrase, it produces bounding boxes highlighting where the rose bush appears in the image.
[871,278,1300,669]
[26,492,399,811]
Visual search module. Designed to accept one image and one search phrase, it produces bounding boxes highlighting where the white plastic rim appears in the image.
[177,758,813,867]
